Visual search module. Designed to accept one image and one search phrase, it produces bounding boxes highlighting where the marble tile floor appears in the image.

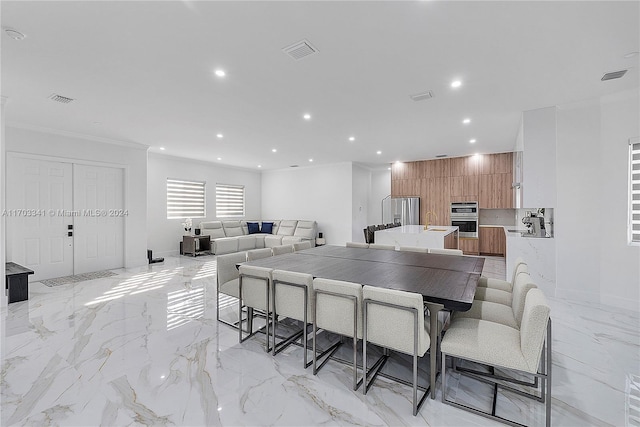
[1,253,638,426]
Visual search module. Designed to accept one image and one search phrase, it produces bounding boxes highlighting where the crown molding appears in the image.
[6,122,149,150]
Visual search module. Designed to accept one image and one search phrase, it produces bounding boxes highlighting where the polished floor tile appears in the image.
[1,253,638,426]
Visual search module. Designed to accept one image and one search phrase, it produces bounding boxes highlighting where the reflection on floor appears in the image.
[1,254,638,426]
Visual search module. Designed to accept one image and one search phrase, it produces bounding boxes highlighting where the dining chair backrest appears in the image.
[239,264,273,311]
[512,272,538,327]
[346,242,369,248]
[362,285,430,356]
[272,244,294,256]
[510,262,528,285]
[272,269,314,321]
[313,278,363,339]
[217,252,248,292]
[247,247,273,261]
[519,288,550,374]
[293,241,313,251]
[429,248,464,256]
[368,243,395,250]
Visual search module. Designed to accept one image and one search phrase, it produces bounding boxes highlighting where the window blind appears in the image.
[166,178,206,219]
[631,140,640,244]
[216,183,245,218]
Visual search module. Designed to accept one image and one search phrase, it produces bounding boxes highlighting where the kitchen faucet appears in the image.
[424,211,438,230]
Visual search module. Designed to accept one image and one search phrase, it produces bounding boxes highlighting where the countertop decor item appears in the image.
[181,218,193,235]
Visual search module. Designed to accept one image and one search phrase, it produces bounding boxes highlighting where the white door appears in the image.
[6,157,74,280]
[73,164,124,274]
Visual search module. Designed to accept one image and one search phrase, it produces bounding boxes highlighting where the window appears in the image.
[216,183,245,218]
[166,178,206,219]
[630,138,640,244]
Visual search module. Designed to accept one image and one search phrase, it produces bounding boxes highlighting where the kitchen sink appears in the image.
[426,228,449,232]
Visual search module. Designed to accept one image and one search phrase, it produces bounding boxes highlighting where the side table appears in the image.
[182,235,211,256]
[5,262,34,303]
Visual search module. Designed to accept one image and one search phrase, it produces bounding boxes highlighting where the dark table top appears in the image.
[242,245,484,311]
[5,262,35,276]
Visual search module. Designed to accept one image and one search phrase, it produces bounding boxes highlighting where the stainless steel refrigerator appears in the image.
[382,197,420,225]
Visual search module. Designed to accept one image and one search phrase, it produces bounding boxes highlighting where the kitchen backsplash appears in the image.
[478,209,517,226]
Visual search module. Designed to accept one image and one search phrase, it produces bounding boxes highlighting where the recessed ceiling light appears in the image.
[214,69,226,77]
[272,148,277,153]
[376,151,382,155]
[469,139,476,143]
[216,133,223,139]
[387,167,391,170]
[451,80,462,88]
[349,136,355,142]
[395,161,402,165]
[159,147,165,150]
[462,118,471,124]
[217,157,222,160]
[257,165,262,168]
[309,158,314,162]
[303,113,311,120]
[4,28,26,40]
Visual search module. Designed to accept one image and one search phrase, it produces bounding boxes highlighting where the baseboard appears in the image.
[555,287,600,304]
[601,294,640,313]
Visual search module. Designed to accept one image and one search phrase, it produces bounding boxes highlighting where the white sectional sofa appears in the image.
[199,220,317,255]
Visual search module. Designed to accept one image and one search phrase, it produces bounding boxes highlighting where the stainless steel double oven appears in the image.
[450,202,478,238]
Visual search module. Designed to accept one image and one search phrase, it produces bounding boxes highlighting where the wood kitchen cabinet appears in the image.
[479,226,506,256]
[459,237,479,255]
[479,173,514,209]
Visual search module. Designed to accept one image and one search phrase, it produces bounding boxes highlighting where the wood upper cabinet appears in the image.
[479,226,506,256]
[479,173,514,209]
[480,152,512,175]
[421,177,450,226]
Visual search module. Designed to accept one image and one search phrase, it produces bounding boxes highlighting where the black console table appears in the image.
[5,262,34,303]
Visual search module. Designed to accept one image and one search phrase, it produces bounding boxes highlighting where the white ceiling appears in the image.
[1,1,638,171]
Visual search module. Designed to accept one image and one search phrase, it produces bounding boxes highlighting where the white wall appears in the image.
[147,153,262,256]
[1,98,7,310]
[261,162,352,246]
[351,164,370,243]
[555,90,640,310]
[369,169,391,226]
[4,126,149,269]
[523,106,557,208]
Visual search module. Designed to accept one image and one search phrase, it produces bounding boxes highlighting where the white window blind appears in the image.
[630,139,640,244]
[166,178,206,219]
[216,183,245,218]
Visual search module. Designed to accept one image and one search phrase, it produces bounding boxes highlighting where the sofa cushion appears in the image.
[261,222,274,234]
[293,220,317,239]
[199,221,226,239]
[237,235,257,251]
[222,221,244,237]
[214,237,239,255]
[247,222,260,234]
[277,220,298,236]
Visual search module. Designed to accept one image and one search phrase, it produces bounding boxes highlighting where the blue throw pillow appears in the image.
[260,222,273,234]
[247,222,260,234]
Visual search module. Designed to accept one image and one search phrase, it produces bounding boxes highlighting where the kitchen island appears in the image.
[374,225,459,250]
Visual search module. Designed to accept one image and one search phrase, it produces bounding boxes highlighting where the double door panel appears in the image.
[6,157,124,280]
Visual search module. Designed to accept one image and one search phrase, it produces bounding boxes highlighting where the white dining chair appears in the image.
[247,247,273,261]
[272,244,294,256]
[312,277,363,390]
[238,264,273,352]
[362,285,431,416]
[216,252,251,330]
[477,258,527,292]
[293,241,313,251]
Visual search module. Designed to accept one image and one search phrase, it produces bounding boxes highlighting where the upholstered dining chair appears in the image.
[247,247,273,261]
[346,242,369,248]
[398,246,428,253]
[477,258,527,292]
[312,277,363,390]
[428,248,463,255]
[216,252,250,330]
[272,244,294,256]
[441,288,552,427]
[368,243,395,250]
[271,270,315,367]
[293,241,313,251]
[474,268,536,307]
[238,264,273,352]
[362,285,432,416]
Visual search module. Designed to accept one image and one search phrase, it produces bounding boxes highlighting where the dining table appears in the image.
[240,244,484,398]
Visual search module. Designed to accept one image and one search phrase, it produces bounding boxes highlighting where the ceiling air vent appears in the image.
[290,165,299,168]
[410,91,434,101]
[282,39,318,60]
[48,93,74,104]
[435,154,448,158]
[601,70,627,81]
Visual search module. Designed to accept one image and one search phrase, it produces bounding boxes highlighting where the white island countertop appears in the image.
[374,225,458,249]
